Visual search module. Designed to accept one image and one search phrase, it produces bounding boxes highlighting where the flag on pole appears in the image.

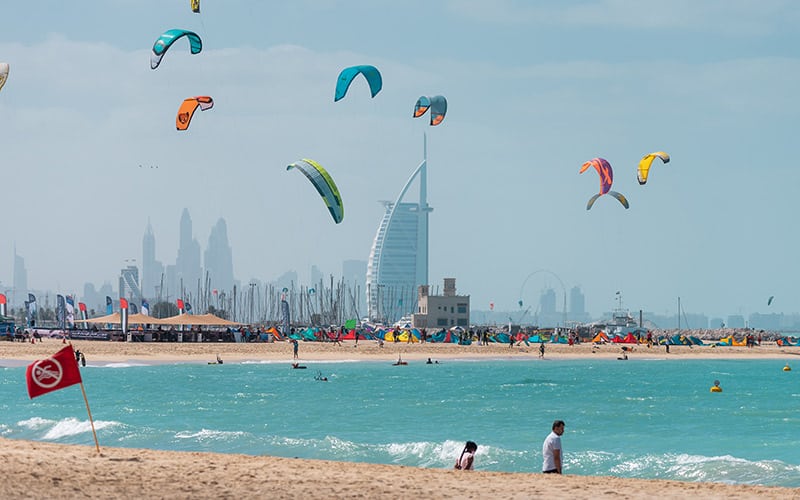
[141,299,150,316]
[105,296,113,315]
[56,294,66,329]
[26,345,83,399]
[120,298,129,335]
[0,293,6,317]
[65,295,75,328]
[25,293,37,327]
[78,302,88,324]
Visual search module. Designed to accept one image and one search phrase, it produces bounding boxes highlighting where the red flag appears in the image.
[26,345,83,399]
[120,298,129,310]
[177,298,185,310]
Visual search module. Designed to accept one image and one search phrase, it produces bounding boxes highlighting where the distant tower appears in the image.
[119,263,141,301]
[311,265,324,287]
[175,209,202,297]
[569,286,590,323]
[204,218,235,292]
[12,247,28,305]
[142,220,164,299]
[366,135,432,322]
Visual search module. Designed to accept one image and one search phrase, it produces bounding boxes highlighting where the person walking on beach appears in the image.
[454,441,478,470]
[542,420,565,474]
[291,339,299,359]
[539,342,545,358]
[333,328,342,346]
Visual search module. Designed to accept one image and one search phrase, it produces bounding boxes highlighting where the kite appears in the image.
[151,29,203,70]
[413,95,447,126]
[286,159,344,224]
[580,157,629,210]
[190,0,200,13]
[0,63,8,92]
[334,65,382,102]
[768,296,774,306]
[176,96,213,130]
[637,151,670,185]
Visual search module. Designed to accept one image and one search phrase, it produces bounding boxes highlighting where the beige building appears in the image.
[412,278,469,329]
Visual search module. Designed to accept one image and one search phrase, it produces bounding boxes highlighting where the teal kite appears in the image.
[151,29,202,70]
[287,159,344,224]
[413,95,447,126]
[334,65,382,102]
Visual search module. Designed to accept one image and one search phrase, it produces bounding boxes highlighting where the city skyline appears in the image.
[5,208,797,331]
[0,2,798,319]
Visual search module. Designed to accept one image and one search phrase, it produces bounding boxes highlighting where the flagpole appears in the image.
[79,381,100,454]
[68,342,100,454]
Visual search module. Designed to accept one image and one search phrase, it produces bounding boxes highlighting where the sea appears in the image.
[1,356,798,487]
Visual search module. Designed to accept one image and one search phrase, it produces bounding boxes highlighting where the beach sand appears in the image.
[2,337,798,364]
[3,338,799,499]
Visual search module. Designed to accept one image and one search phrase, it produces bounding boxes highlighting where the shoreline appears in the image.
[0,438,796,499]
[0,338,798,365]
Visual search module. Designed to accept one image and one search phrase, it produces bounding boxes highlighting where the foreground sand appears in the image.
[3,339,798,499]
[0,438,796,500]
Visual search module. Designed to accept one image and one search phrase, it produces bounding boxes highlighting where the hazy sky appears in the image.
[0,1,797,318]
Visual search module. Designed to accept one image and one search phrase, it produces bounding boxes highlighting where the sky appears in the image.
[0,0,798,319]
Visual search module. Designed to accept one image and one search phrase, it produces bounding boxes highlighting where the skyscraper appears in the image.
[175,208,202,298]
[142,220,164,300]
[119,264,141,301]
[204,218,235,292]
[366,138,432,322]
[12,248,27,305]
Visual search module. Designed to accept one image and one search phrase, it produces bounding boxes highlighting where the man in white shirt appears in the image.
[542,420,565,474]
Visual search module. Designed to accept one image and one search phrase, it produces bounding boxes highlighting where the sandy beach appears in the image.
[1,436,798,500]
[1,337,798,364]
[3,338,799,499]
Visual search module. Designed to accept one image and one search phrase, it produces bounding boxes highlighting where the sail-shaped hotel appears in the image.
[366,138,432,323]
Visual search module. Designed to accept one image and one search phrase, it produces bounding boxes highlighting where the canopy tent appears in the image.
[126,313,172,325]
[75,312,239,326]
[75,312,122,324]
[157,313,241,326]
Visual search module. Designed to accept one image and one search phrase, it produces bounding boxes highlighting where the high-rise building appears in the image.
[119,264,141,301]
[569,286,591,323]
[175,208,202,298]
[366,142,432,323]
[310,265,324,288]
[12,248,27,306]
[142,220,165,300]
[204,218,235,292]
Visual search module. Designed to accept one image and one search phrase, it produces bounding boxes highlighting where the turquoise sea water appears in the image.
[1,357,798,487]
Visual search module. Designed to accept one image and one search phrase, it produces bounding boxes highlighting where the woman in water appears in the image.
[454,441,478,470]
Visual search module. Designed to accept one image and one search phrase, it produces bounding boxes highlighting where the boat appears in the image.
[595,292,645,338]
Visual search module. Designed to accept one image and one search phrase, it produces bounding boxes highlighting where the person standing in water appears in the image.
[542,420,565,474]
